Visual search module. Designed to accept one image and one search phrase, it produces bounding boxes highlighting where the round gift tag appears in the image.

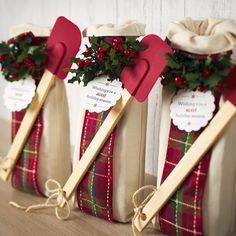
[170,90,215,132]
[3,76,36,112]
[81,75,123,113]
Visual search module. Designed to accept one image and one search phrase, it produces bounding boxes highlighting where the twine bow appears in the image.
[132,185,157,236]
[9,179,71,220]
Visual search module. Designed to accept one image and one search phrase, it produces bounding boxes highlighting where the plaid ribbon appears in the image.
[11,109,43,196]
[10,34,46,196]
[77,110,116,221]
[159,94,220,236]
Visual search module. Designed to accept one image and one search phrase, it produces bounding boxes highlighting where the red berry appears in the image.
[179,82,186,89]
[104,37,114,44]
[7,38,15,44]
[85,58,92,65]
[113,44,120,52]
[28,63,35,68]
[10,74,18,80]
[23,57,33,66]
[0,54,4,62]
[123,48,131,56]
[215,82,223,93]
[196,85,205,92]
[76,60,84,68]
[98,46,103,52]
[210,54,219,60]
[1,67,7,72]
[96,53,105,61]
[13,62,21,69]
[202,68,211,77]
[12,74,18,80]
[33,71,42,79]
[113,37,123,44]
[85,47,92,55]
[174,75,184,85]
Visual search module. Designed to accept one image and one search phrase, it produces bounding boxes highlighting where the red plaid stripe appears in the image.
[159,95,219,236]
[11,109,43,196]
[77,110,116,221]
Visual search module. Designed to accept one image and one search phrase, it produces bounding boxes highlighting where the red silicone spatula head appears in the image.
[223,65,236,106]
[46,16,81,80]
[120,34,172,102]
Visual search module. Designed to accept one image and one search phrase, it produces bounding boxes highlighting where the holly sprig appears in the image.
[161,49,233,93]
[0,32,46,82]
[68,36,145,86]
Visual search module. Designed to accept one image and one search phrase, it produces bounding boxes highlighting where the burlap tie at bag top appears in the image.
[155,17,236,236]
[1,24,71,196]
[70,21,148,222]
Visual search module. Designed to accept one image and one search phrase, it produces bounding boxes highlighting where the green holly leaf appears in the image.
[184,72,199,82]
[28,47,35,55]
[17,51,27,62]
[104,61,110,70]
[68,76,79,84]
[205,56,213,66]
[103,42,110,51]
[126,36,137,43]
[188,80,201,90]
[91,36,98,46]
[128,41,146,51]
[114,66,121,78]
[203,74,222,88]
[0,42,10,54]
[67,68,77,73]
[109,49,116,61]
[70,57,79,63]
[112,59,119,66]
[166,53,180,69]
[34,54,45,65]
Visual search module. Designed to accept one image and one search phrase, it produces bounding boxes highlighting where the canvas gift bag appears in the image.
[72,21,148,222]
[156,18,236,236]
[7,25,71,196]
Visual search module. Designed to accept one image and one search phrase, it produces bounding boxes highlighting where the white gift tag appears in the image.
[81,75,123,113]
[170,90,215,132]
[3,76,36,112]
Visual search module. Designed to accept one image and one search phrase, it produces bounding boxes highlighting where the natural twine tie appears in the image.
[9,179,71,220]
[132,185,157,236]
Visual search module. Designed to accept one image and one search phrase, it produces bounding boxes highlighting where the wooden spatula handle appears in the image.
[0,69,55,181]
[134,100,236,232]
[61,89,133,207]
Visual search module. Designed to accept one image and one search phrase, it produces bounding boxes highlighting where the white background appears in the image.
[0,0,236,176]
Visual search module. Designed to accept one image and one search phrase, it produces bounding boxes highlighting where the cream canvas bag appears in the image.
[156,18,236,236]
[9,25,71,196]
[72,21,148,222]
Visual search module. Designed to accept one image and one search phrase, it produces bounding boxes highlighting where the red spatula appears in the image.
[60,34,172,207]
[133,66,236,232]
[0,17,81,181]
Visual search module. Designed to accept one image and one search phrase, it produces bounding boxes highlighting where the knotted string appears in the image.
[9,179,71,220]
[132,185,157,236]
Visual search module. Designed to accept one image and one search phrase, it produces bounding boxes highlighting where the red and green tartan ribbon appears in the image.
[77,110,116,221]
[159,94,220,236]
[11,109,44,196]
[10,33,47,196]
